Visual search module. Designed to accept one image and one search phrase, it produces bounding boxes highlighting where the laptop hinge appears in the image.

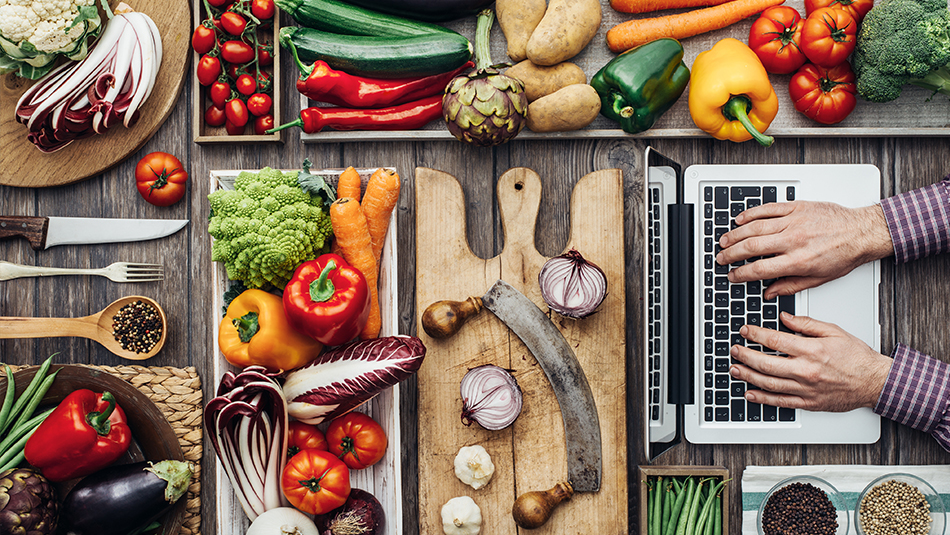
[667,201,694,406]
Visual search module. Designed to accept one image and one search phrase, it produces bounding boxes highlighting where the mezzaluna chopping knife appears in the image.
[422,279,602,529]
[0,216,188,250]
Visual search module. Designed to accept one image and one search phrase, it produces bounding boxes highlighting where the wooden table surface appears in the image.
[3,18,950,534]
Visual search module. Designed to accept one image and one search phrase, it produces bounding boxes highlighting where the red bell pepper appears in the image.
[24,389,131,482]
[282,253,371,346]
[266,94,444,134]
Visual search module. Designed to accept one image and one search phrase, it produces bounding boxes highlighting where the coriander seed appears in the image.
[859,479,932,535]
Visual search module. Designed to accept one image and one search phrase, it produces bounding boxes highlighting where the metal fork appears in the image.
[0,261,164,282]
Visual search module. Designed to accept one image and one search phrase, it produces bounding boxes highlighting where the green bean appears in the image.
[674,477,697,535]
[672,477,684,494]
[713,494,722,535]
[0,449,25,473]
[653,476,664,535]
[665,478,690,535]
[9,371,56,434]
[693,480,724,535]
[683,478,708,535]
[662,479,673,534]
[0,356,52,436]
[648,479,656,535]
[0,407,55,454]
[0,427,37,469]
[0,365,15,434]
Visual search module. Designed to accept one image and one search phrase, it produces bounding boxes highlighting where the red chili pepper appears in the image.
[24,389,132,482]
[267,94,444,134]
[282,254,371,346]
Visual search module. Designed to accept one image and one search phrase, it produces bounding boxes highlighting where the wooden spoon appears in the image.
[0,295,167,360]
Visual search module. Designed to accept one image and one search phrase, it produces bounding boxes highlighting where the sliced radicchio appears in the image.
[282,335,426,424]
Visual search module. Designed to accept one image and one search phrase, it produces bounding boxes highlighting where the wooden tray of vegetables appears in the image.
[280,0,950,143]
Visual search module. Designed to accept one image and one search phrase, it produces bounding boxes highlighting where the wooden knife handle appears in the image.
[512,481,574,529]
[0,216,47,250]
[420,296,483,339]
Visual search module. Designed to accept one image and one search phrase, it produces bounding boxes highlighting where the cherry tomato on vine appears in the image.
[804,0,873,23]
[235,74,256,96]
[326,412,387,470]
[225,119,246,135]
[205,104,227,127]
[221,40,255,64]
[207,0,232,7]
[191,23,217,55]
[225,98,249,127]
[748,6,807,74]
[197,54,222,86]
[255,70,272,92]
[800,7,857,68]
[220,11,247,36]
[281,449,350,515]
[789,61,857,124]
[257,44,274,66]
[287,421,328,459]
[209,80,231,108]
[251,0,276,20]
[135,152,188,207]
[246,92,272,116]
[254,114,274,135]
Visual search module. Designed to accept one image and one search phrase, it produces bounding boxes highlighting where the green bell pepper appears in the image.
[591,38,690,134]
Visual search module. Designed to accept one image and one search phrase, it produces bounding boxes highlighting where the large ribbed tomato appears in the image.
[749,6,807,74]
[789,61,857,125]
[799,7,857,68]
[135,152,188,206]
[326,412,387,470]
[281,449,350,515]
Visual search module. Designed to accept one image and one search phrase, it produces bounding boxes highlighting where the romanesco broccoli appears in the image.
[209,167,333,290]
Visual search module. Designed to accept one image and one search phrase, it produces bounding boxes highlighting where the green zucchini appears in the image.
[281,26,473,79]
[274,0,455,37]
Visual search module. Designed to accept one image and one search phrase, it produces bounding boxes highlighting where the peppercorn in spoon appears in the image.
[0,295,167,360]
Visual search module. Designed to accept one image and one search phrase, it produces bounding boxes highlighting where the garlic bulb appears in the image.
[246,507,319,535]
[454,445,495,490]
[441,496,482,535]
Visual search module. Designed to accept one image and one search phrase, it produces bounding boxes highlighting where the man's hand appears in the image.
[730,313,892,412]
[717,201,893,299]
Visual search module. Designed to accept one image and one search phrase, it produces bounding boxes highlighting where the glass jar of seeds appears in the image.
[757,475,849,535]
[856,473,946,535]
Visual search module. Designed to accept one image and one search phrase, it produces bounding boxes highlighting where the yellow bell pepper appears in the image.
[219,289,323,371]
[688,38,779,146]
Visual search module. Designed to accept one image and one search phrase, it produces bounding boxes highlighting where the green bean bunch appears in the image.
[646,475,728,535]
[0,356,58,472]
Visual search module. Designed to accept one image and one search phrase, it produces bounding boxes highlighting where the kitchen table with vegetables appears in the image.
[2,0,950,534]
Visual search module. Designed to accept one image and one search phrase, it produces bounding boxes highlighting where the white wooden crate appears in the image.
[209,168,401,535]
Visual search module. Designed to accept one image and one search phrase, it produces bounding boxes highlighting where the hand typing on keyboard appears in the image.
[715,200,893,300]
[729,312,892,412]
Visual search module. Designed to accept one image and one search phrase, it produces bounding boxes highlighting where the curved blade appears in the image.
[482,279,602,492]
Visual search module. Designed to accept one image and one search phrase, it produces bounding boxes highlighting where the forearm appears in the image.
[874,344,950,453]
[880,175,950,263]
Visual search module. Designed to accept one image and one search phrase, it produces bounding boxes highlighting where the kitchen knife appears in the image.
[422,279,602,528]
[0,216,189,250]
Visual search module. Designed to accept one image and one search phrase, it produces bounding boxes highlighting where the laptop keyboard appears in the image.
[701,185,796,423]
[648,186,662,421]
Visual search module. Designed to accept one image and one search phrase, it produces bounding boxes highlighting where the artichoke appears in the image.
[442,9,527,146]
[0,468,59,535]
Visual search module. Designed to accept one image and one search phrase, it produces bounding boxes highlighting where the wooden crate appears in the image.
[209,168,401,534]
[193,7,282,143]
[638,466,730,535]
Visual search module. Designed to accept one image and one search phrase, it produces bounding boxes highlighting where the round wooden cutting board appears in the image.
[0,0,190,188]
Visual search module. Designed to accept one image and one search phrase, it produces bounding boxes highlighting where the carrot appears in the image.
[361,167,401,263]
[330,197,381,340]
[336,166,362,202]
[606,0,785,52]
[610,0,733,14]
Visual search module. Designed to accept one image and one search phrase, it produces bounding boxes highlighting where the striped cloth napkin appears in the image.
[741,464,950,534]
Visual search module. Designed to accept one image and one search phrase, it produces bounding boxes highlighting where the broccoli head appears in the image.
[209,167,333,289]
[852,0,950,102]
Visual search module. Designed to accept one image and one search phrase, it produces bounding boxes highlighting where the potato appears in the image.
[526,84,601,133]
[526,0,602,66]
[506,60,587,102]
[496,0,547,62]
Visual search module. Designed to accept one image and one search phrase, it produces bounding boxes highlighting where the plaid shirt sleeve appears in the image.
[879,176,950,263]
[875,343,950,452]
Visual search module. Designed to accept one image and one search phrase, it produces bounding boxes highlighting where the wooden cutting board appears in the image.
[415,167,628,535]
[0,0,190,187]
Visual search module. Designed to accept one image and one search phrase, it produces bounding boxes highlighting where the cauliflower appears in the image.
[0,0,102,79]
[209,167,334,290]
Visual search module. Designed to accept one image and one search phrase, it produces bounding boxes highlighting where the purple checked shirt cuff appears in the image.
[879,176,950,263]
[875,344,950,453]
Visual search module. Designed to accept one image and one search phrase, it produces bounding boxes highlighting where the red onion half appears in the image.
[460,364,523,431]
[538,248,608,319]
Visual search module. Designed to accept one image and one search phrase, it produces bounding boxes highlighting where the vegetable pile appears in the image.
[645,475,728,535]
[0,0,103,79]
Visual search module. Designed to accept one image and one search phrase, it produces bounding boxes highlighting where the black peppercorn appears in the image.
[762,481,838,535]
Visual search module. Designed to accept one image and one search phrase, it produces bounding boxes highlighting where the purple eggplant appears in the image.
[62,460,194,535]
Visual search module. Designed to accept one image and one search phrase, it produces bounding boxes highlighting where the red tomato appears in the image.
[281,449,350,515]
[804,0,873,23]
[135,152,188,207]
[196,54,222,86]
[251,0,276,20]
[205,104,227,127]
[220,11,247,36]
[246,93,272,116]
[800,7,857,68]
[254,114,274,135]
[326,412,387,470]
[256,70,272,92]
[209,81,231,108]
[207,0,232,6]
[225,119,246,135]
[225,98,249,126]
[221,40,255,64]
[257,44,274,66]
[748,6,807,74]
[789,61,857,124]
[235,74,256,96]
[287,421,328,459]
[191,23,217,55]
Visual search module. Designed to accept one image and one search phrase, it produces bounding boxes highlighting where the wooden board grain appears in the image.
[0,0,191,187]
[415,167,628,535]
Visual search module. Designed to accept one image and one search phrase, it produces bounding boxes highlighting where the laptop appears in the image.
[643,147,882,459]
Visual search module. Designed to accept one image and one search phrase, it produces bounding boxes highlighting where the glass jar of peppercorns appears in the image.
[757,475,849,535]
[856,473,945,535]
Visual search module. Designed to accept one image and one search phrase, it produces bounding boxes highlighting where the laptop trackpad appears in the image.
[803,261,879,348]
